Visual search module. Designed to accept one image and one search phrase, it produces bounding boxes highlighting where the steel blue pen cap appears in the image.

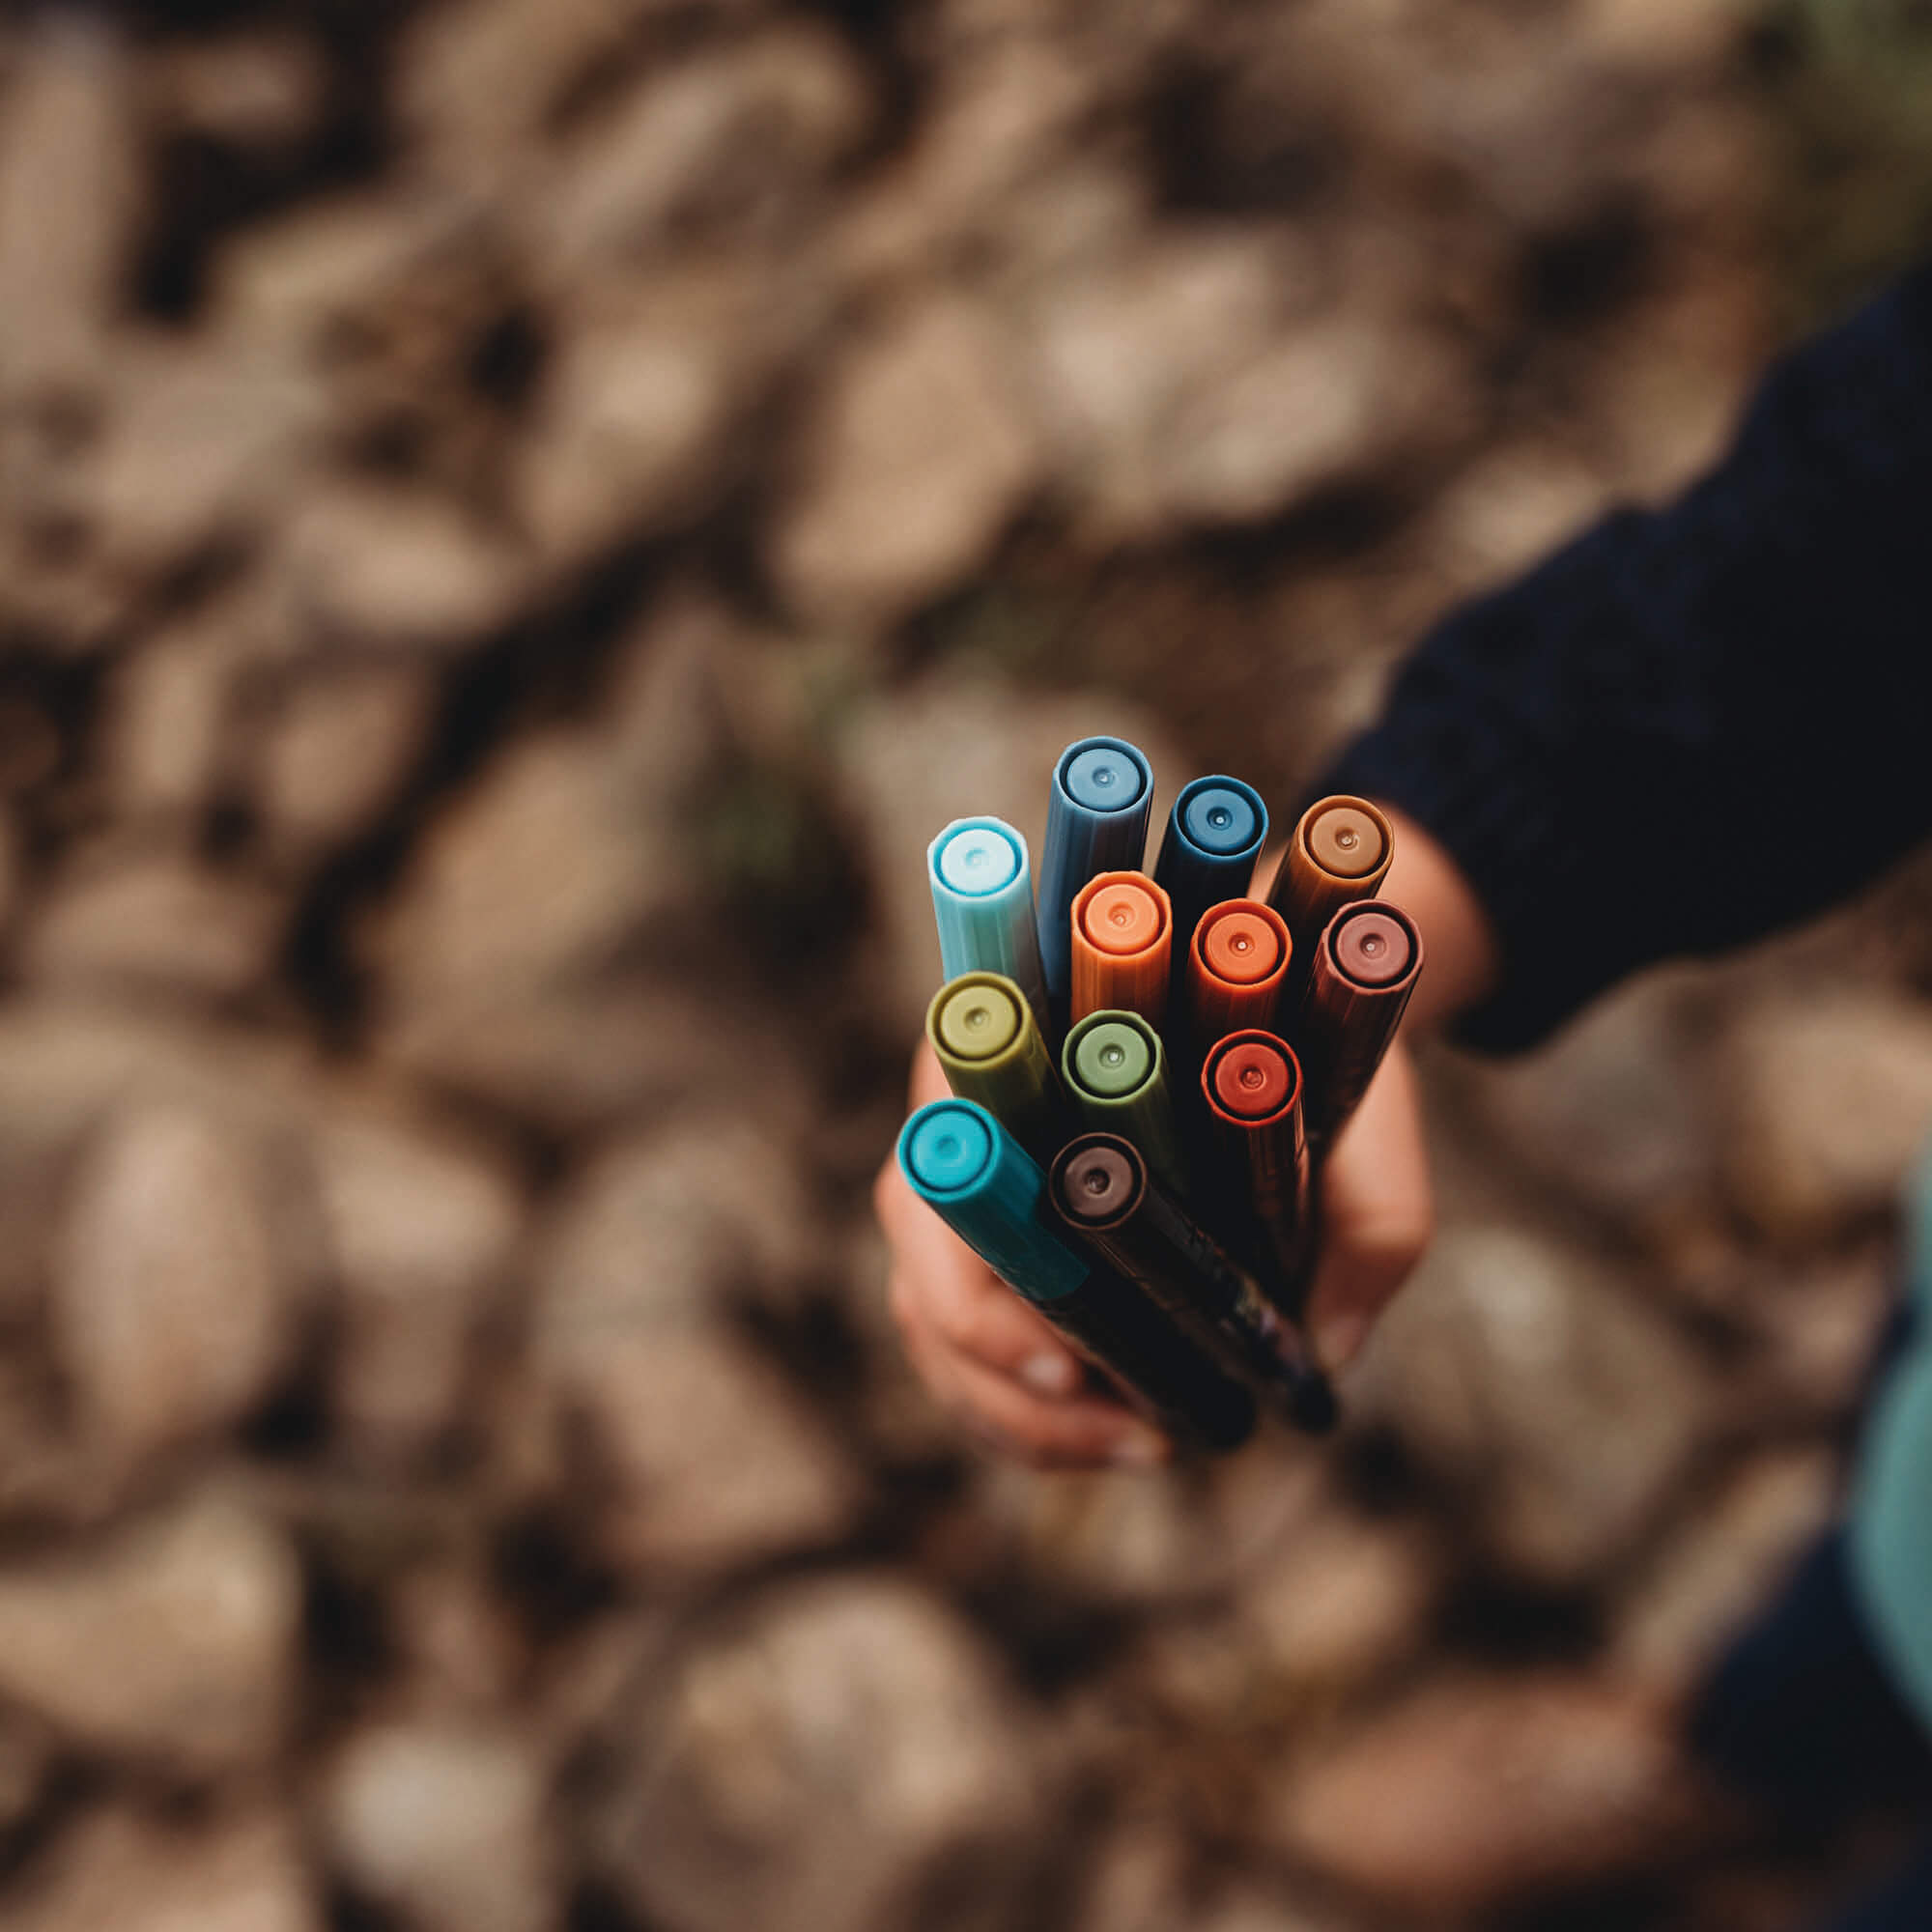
[1153,775,1268,963]
[927,816,1049,1031]
[897,1099,1088,1302]
[1038,736,1154,1002]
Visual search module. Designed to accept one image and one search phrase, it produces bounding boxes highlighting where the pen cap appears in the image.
[1037,736,1154,1004]
[1200,1029,1312,1307]
[1070,869,1172,1029]
[1153,776,1268,970]
[897,1100,1087,1303]
[1266,794,1394,957]
[1185,899,1292,1044]
[926,972,1064,1160]
[927,816,1049,1032]
[1299,900,1423,1146]
[1061,1009,1188,1197]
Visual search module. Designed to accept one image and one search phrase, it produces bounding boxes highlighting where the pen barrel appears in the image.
[1200,1031,1313,1314]
[1061,1009,1190,1198]
[1152,776,1268,982]
[927,816,1049,1034]
[898,1099,1253,1452]
[1070,870,1171,1030]
[1038,737,1153,1010]
[1050,1134,1335,1435]
[1183,899,1292,1049]
[1298,900,1423,1151]
[926,972,1065,1163]
[1266,795,1394,1003]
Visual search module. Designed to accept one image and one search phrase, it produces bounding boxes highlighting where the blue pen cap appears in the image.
[898,1099,1089,1302]
[928,816,1048,1031]
[1153,775,1268,967]
[1037,736,1154,1004]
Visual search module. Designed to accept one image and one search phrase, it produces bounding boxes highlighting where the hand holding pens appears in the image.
[896,736,1435,1458]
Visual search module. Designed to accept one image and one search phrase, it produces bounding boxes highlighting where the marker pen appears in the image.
[928,815,1049,1034]
[1298,900,1423,1152]
[1184,899,1293,1055]
[1152,775,1268,984]
[1050,1133,1336,1435]
[1070,869,1171,1030]
[1200,1029,1313,1315]
[925,971,1065,1162]
[897,1100,1256,1452]
[1037,737,1153,1022]
[1061,1009,1189,1198]
[1266,795,1394,1002]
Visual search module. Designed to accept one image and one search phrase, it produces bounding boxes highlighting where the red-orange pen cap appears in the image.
[1185,898,1292,1044]
[1070,869,1171,1029]
[1208,1035,1299,1123]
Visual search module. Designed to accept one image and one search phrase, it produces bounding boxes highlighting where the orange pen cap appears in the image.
[1070,870,1171,1029]
[1186,898,1291,1044]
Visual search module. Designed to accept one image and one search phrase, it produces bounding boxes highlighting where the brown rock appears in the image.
[11,1806,319,1932]
[0,13,137,400]
[1350,1223,1707,1584]
[280,487,532,653]
[1610,1449,1838,1696]
[597,1576,1046,1932]
[773,293,1044,630]
[0,1492,299,1772]
[252,664,433,848]
[52,1103,289,1463]
[515,270,763,565]
[312,1105,524,1458]
[1266,1675,1688,1910]
[544,25,871,270]
[324,1719,554,1932]
[1720,991,1932,1246]
[144,29,327,149]
[22,847,282,1003]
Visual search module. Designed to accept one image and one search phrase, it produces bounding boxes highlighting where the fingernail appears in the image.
[1109,1430,1169,1468]
[1314,1310,1369,1374]
[1020,1353,1078,1396]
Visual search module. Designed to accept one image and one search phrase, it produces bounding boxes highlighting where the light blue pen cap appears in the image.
[928,815,1048,1030]
[1038,737,1154,1006]
[897,1099,1088,1302]
[1153,775,1268,971]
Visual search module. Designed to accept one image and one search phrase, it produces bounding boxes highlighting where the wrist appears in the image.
[1376,806,1498,1034]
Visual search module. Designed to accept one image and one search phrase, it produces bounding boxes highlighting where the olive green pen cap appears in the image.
[1059,1009,1189,1197]
[925,972,1064,1161]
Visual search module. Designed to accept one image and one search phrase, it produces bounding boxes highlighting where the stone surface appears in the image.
[1266,1675,1688,1910]
[1350,1222,1707,1584]
[773,294,1045,629]
[313,1104,525,1457]
[11,1806,320,1932]
[325,1719,554,1932]
[0,1492,299,1772]
[22,849,282,1002]
[52,1103,288,1463]
[252,663,433,847]
[1720,991,1932,1246]
[598,1576,1046,1932]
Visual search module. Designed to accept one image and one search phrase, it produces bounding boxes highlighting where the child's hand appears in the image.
[874,1034,1434,1466]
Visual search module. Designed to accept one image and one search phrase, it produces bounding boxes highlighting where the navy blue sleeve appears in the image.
[1322,263,1932,1051]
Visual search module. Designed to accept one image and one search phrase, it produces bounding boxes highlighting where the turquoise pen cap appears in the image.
[897,1099,1087,1302]
[1037,736,1153,1005]
[1153,775,1268,971]
[928,816,1049,1031]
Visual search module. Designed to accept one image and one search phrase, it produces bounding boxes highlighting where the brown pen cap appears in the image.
[1070,870,1172,1029]
[1299,899,1423,1146]
[1266,795,1394,957]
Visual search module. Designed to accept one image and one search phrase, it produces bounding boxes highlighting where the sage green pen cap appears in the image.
[1060,1009,1188,1197]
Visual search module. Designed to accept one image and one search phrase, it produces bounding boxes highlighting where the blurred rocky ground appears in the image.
[1,1,1932,1928]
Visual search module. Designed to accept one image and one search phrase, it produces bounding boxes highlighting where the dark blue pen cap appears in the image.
[897,1099,1089,1302]
[1037,736,1154,1003]
[1153,775,1268,970]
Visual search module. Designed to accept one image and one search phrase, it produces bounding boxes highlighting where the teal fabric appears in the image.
[1848,1140,1932,1737]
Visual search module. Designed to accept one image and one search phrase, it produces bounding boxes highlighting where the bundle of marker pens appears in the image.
[895,736,1423,1455]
